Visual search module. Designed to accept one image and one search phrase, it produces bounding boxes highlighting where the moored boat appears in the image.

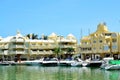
[70,58,83,67]
[82,59,102,67]
[58,60,75,66]
[41,58,58,66]
[87,61,102,67]
[101,59,120,70]
[100,57,120,70]
[23,59,43,66]
[0,62,10,65]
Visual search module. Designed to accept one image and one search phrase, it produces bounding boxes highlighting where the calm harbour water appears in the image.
[0,66,120,80]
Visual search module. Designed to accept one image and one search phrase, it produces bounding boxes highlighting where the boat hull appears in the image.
[101,64,120,70]
[41,61,58,66]
[82,61,102,67]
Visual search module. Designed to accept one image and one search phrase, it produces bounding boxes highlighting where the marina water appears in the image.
[0,66,120,80]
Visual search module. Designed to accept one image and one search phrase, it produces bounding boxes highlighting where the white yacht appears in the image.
[101,57,120,70]
[41,58,58,66]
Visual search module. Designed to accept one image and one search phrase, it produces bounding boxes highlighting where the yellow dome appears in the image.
[97,23,108,32]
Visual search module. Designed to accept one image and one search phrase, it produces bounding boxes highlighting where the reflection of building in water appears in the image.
[79,23,120,60]
[104,70,120,80]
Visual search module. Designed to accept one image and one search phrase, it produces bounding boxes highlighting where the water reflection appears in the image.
[0,66,120,80]
[103,70,120,80]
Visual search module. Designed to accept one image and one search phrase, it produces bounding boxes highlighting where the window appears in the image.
[99,47,102,50]
[105,33,112,36]
[88,48,91,50]
[18,37,22,39]
[13,37,16,39]
[112,39,117,43]
[93,47,96,50]
[32,49,37,51]
[93,40,96,43]
[112,45,117,49]
[99,40,102,43]
[111,33,117,37]
[84,42,87,44]
[104,46,109,51]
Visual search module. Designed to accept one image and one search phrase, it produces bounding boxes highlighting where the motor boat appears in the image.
[41,58,58,66]
[101,57,120,70]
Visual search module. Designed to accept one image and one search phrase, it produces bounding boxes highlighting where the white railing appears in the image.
[30,51,38,54]
[9,51,25,54]
[30,50,54,55]
[11,39,24,42]
[30,45,56,49]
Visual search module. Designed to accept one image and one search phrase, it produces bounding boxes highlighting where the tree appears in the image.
[66,47,74,54]
[32,34,38,39]
[43,35,48,40]
[26,33,38,40]
[26,34,30,39]
[54,47,61,59]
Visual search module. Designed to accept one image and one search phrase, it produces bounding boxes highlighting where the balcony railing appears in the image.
[10,45,25,49]
[9,51,26,54]
[11,39,24,43]
[60,45,76,48]
[80,50,92,54]
[30,50,54,55]
[0,46,8,49]
[30,45,57,49]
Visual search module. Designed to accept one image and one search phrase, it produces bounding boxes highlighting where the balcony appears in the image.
[30,51,38,54]
[0,45,9,49]
[10,45,25,49]
[30,50,54,55]
[9,51,25,55]
[30,45,56,49]
[38,45,56,49]
[38,51,44,54]
[0,46,5,49]
[11,39,24,43]
[60,45,76,48]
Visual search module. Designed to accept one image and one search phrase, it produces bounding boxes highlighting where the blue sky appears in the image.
[0,0,120,41]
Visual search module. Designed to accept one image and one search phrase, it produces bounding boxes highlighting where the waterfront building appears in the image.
[79,23,120,59]
[0,32,77,61]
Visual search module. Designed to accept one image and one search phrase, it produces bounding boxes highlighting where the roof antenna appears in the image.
[80,28,82,40]
[88,28,90,35]
[17,30,20,34]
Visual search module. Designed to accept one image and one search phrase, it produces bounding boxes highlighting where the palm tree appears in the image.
[32,34,38,39]
[26,34,30,39]
[43,35,48,40]
[66,47,75,54]
[26,33,38,40]
[65,47,75,60]
[54,47,61,59]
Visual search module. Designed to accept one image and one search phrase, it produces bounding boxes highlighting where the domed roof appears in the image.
[97,23,108,32]
[67,34,76,39]
[49,33,57,38]
[10,31,25,41]
[90,22,110,36]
